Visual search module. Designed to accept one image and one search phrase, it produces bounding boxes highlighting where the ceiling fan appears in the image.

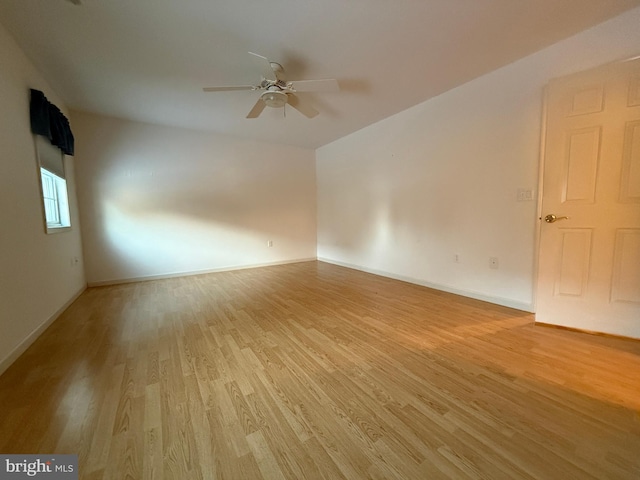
[203,52,339,119]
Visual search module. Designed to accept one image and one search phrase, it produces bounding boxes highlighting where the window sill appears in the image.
[45,225,72,235]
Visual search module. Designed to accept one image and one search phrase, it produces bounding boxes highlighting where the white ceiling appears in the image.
[2,0,639,149]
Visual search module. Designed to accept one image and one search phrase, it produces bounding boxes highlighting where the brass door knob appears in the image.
[543,214,569,223]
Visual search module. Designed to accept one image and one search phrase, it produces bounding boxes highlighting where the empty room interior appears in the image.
[1,1,640,479]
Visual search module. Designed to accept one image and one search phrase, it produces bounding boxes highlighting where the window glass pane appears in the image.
[41,172,54,198]
[40,168,70,229]
[44,199,54,222]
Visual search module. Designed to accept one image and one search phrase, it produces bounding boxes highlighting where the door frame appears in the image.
[532,83,549,317]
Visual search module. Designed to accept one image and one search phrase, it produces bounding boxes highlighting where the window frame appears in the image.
[35,135,72,234]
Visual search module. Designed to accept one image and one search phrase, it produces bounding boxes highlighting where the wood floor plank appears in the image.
[1,261,639,479]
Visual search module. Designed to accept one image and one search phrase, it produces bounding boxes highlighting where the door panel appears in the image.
[568,85,604,116]
[554,228,592,298]
[562,127,601,203]
[611,229,640,304]
[628,75,640,106]
[620,120,640,202]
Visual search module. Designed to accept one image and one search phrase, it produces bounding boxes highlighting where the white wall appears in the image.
[72,112,317,285]
[316,8,640,312]
[0,23,86,374]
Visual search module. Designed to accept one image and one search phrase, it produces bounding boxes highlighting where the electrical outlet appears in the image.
[454,254,460,263]
[489,257,499,269]
[267,240,273,247]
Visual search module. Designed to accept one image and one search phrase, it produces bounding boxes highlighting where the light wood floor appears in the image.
[1,261,639,479]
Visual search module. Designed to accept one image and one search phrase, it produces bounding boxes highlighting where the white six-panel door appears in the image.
[536,58,640,338]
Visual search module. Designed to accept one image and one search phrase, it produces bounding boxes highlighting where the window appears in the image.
[40,168,70,229]
[36,135,71,233]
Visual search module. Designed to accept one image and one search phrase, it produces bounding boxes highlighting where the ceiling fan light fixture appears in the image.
[203,52,338,118]
[261,90,288,108]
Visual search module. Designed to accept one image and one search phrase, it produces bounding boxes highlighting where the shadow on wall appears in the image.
[319,158,488,259]
[317,149,536,303]
[100,186,311,279]
[94,171,315,278]
[74,114,316,283]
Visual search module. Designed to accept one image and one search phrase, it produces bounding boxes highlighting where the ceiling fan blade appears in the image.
[289,78,339,92]
[246,98,267,119]
[287,94,319,118]
[248,52,277,82]
[203,85,256,92]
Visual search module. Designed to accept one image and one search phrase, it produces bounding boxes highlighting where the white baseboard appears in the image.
[0,285,87,377]
[87,258,318,287]
[318,257,534,313]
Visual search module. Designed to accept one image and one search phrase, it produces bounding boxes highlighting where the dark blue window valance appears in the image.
[30,89,74,156]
